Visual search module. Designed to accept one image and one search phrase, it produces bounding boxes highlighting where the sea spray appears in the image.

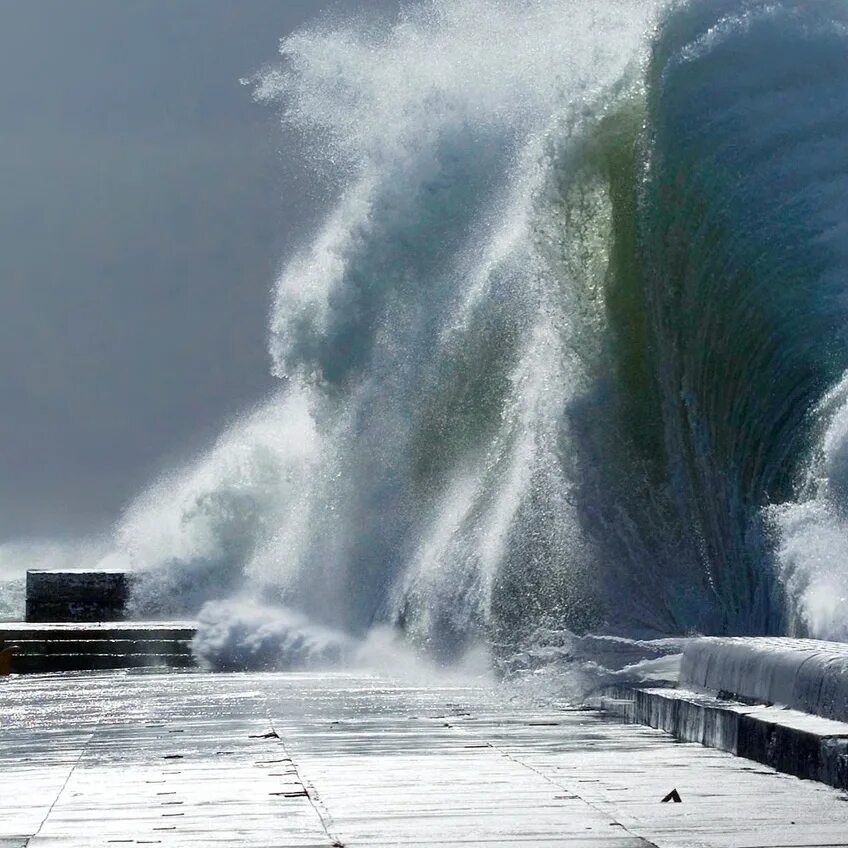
[116,0,659,663]
[82,0,848,667]
[192,600,353,671]
[769,376,848,641]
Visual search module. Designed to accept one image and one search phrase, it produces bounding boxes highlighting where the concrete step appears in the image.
[0,622,197,674]
[12,653,196,673]
[600,686,848,790]
[6,639,193,655]
[0,622,196,641]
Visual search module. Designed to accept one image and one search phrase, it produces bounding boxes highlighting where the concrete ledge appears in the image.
[0,621,196,640]
[0,622,197,673]
[601,686,848,789]
[681,637,848,722]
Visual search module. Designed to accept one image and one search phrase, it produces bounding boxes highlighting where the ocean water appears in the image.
[35,0,848,669]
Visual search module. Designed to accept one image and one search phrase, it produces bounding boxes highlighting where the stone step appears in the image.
[0,622,197,674]
[12,652,196,673]
[600,686,848,790]
[5,639,193,655]
[0,622,196,641]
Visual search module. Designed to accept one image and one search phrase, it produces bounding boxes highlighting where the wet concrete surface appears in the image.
[2,669,848,847]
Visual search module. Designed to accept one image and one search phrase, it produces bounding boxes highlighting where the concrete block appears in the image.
[25,569,132,622]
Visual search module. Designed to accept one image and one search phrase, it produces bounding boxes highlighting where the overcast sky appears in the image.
[0,0,395,540]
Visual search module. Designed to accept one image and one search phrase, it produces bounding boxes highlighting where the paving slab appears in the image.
[2,670,848,847]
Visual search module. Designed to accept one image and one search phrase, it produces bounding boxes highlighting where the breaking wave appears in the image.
[90,0,848,666]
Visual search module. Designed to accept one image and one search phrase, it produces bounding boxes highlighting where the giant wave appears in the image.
[85,0,848,667]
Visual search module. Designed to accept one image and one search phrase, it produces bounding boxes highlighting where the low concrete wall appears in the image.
[25,570,132,622]
[681,637,848,723]
[602,686,848,790]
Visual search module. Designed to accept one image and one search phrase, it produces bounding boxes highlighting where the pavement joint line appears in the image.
[9,670,848,846]
[436,707,661,848]
[263,697,343,848]
[21,724,99,847]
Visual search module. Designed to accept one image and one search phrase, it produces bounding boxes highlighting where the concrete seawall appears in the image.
[681,636,848,721]
[600,637,848,790]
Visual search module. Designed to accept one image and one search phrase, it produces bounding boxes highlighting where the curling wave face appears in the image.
[643,0,848,638]
[97,0,848,667]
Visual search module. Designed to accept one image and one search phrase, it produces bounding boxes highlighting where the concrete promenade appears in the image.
[3,670,848,847]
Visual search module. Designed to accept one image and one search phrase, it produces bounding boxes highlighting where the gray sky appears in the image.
[0,0,393,539]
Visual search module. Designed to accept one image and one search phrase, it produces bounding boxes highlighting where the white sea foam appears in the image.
[94,0,657,666]
[770,376,848,640]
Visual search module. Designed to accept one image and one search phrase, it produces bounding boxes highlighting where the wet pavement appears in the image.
[2,669,848,847]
